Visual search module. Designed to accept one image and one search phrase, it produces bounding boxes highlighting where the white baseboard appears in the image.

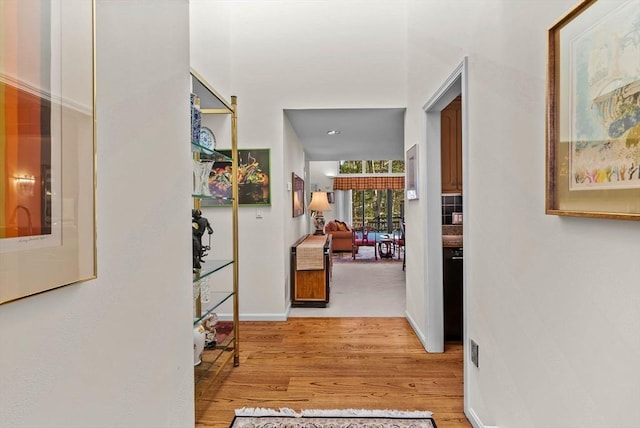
[404,311,429,351]
[213,313,289,322]
[239,313,289,321]
[466,406,487,428]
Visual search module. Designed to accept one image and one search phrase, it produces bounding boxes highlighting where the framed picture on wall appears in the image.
[406,144,419,200]
[546,0,640,221]
[202,148,271,206]
[1,1,96,304]
[292,172,304,217]
[327,192,335,204]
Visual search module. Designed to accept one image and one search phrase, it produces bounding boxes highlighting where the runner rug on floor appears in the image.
[230,408,436,428]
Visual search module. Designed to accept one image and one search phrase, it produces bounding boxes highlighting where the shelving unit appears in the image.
[190,68,239,399]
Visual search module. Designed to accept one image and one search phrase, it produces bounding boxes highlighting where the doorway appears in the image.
[422,56,469,405]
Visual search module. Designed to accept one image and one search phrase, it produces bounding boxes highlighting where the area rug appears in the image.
[230,408,436,427]
[204,321,233,349]
[333,245,402,264]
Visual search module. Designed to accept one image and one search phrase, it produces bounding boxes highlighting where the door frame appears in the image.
[421,56,470,408]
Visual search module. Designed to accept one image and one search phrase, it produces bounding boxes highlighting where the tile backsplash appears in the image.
[442,194,463,225]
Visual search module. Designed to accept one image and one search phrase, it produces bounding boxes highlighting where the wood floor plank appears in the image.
[195,317,471,428]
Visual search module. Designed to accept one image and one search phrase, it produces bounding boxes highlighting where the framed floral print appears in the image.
[546,0,640,220]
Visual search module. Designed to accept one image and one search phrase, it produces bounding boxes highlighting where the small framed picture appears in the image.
[327,192,335,204]
[406,144,419,200]
[292,172,304,217]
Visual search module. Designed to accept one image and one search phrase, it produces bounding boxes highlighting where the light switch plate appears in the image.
[470,339,479,368]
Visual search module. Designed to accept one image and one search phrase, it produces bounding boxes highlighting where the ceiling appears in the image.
[284,108,406,161]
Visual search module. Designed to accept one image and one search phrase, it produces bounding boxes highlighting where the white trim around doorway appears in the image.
[421,57,476,427]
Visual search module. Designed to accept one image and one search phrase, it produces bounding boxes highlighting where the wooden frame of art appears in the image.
[406,144,419,200]
[1,0,97,304]
[202,148,271,206]
[546,0,640,221]
[292,172,305,217]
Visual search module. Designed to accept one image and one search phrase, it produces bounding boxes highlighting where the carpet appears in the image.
[230,408,436,428]
[288,260,405,317]
[333,245,402,263]
[204,321,234,349]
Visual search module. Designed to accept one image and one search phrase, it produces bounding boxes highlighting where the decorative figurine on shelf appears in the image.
[202,312,219,348]
[192,209,213,271]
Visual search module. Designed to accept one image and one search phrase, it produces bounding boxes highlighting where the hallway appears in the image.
[195,318,470,428]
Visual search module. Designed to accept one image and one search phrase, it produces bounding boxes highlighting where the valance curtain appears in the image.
[333,176,404,191]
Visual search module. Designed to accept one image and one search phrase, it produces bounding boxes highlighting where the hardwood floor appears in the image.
[195,317,471,428]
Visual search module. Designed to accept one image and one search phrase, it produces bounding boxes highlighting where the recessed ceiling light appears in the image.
[327,130,341,135]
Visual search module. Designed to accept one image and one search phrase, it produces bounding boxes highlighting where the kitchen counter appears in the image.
[442,225,463,248]
[442,235,463,247]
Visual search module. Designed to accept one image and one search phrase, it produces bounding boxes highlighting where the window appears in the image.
[352,189,404,233]
[365,160,389,174]
[335,159,405,232]
[339,160,362,174]
[339,159,404,174]
[391,160,404,173]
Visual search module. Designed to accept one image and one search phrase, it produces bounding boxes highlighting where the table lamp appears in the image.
[308,191,331,235]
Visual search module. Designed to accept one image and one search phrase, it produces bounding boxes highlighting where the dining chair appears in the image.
[394,222,405,270]
[352,226,378,260]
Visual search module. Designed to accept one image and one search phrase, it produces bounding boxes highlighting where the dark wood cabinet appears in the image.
[290,234,332,307]
[441,96,462,193]
[443,247,463,342]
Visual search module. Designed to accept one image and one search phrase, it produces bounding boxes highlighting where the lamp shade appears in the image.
[308,191,331,212]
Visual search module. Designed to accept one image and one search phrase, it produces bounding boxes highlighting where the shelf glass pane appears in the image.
[191,144,232,161]
[193,259,233,281]
[193,291,234,325]
[194,333,236,391]
[191,193,234,202]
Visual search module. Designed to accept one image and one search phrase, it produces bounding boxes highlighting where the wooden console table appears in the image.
[290,234,332,307]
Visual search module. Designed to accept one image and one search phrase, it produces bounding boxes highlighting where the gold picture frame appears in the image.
[546,0,640,221]
[292,172,305,217]
[1,1,97,304]
[406,144,419,200]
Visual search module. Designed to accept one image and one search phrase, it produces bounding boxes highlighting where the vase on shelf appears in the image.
[190,93,202,145]
[193,324,206,366]
[193,160,214,196]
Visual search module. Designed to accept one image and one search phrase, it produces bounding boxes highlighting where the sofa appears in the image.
[324,220,353,252]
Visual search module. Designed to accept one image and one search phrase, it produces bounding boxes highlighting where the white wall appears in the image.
[0,1,194,427]
[190,0,232,100]
[283,116,308,309]
[406,1,640,427]
[224,0,408,319]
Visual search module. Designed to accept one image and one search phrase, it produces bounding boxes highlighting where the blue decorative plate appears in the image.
[199,127,216,150]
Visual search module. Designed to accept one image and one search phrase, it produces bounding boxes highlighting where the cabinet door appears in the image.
[441,97,462,193]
